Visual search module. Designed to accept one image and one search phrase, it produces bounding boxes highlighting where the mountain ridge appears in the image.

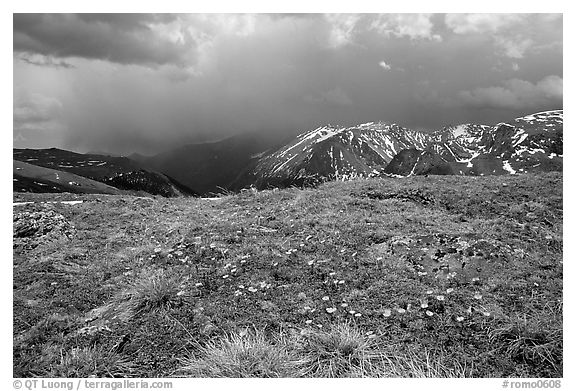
[13,109,562,196]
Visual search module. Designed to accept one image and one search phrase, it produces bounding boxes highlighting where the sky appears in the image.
[13,13,563,155]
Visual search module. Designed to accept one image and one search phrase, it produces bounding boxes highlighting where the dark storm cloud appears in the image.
[13,14,563,154]
[13,13,194,66]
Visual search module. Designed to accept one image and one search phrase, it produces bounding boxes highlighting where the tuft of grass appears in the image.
[295,323,382,377]
[377,348,474,378]
[179,324,474,378]
[124,268,182,313]
[180,329,300,377]
[33,344,135,378]
[489,312,562,372]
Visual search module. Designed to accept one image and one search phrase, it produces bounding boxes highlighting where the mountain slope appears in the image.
[13,160,125,195]
[13,148,198,197]
[237,122,431,189]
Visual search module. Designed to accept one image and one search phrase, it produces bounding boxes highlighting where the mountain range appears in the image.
[13,110,562,197]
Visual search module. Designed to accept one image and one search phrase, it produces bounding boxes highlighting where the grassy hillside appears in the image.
[13,160,125,195]
[13,173,562,377]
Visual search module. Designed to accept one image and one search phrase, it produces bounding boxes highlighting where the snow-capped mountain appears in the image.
[384,110,563,177]
[238,109,562,187]
[237,122,431,188]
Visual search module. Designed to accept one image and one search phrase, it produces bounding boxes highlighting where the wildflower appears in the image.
[326,307,337,314]
[340,303,348,307]
[426,290,434,295]
[446,288,454,294]
[238,285,245,289]
[248,287,257,293]
[426,310,434,317]
[349,310,356,315]
[231,268,237,273]
[456,316,464,322]
[482,311,491,317]
[354,313,362,317]
[305,235,313,241]
[322,296,330,301]
[305,320,312,325]
[466,306,473,314]
[222,275,229,279]
[307,260,314,266]
[329,272,336,276]
[194,282,203,287]
[177,290,185,297]
[474,293,483,300]
[472,277,480,282]
[382,309,392,317]
[234,290,242,297]
[397,308,406,314]
[417,271,428,276]
[436,295,445,301]
[338,280,345,284]
[420,302,429,309]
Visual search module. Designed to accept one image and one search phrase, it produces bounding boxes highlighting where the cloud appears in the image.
[457,75,562,109]
[445,14,523,34]
[324,14,362,48]
[370,14,442,41]
[378,61,391,70]
[444,14,562,59]
[494,36,533,59]
[324,14,441,48]
[13,13,196,67]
